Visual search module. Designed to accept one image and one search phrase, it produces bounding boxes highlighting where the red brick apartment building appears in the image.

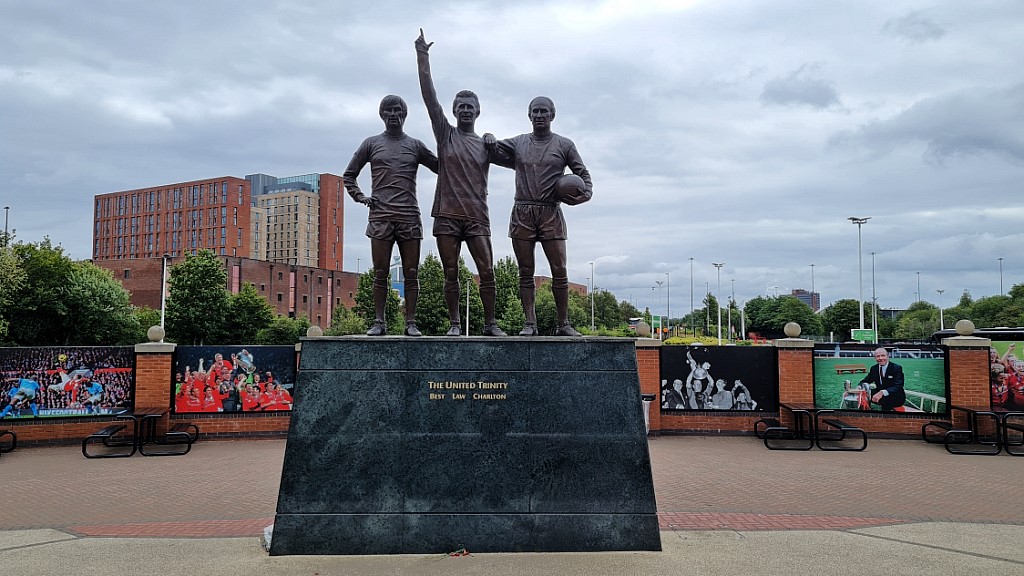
[93,173,349,327]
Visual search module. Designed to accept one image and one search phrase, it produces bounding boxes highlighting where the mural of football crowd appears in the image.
[172,346,296,414]
[0,347,134,419]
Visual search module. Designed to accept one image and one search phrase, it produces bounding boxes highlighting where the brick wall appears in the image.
[3,338,997,445]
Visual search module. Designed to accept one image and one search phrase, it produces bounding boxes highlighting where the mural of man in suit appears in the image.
[859,347,905,411]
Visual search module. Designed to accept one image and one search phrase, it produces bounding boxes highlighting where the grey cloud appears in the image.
[882,12,946,43]
[760,64,840,109]
[834,83,1024,165]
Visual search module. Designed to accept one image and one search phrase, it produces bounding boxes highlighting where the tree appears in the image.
[255,316,311,345]
[494,255,525,335]
[226,282,275,343]
[895,301,939,341]
[165,249,230,345]
[59,262,141,345]
[354,269,402,335]
[4,238,139,345]
[743,295,819,338]
[968,295,1022,328]
[134,306,161,339]
[325,305,366,336]
[6,238,75,345]
[413,254,448,335]
[592,289,622,330]
[821,299,863,340]
[0,245,26,345]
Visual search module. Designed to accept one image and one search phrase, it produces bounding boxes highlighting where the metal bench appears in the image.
[1001,416,1024,456]
[82,424,136,458]
[0,429,15,454]
[139,421,199,456]
[754,417,813,450]
[815,417,867,451]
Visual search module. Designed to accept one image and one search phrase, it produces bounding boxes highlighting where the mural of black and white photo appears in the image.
[660,346,777,411]
[172,346,297,414]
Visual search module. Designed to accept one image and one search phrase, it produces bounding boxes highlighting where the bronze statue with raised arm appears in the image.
[343,95,438,336]
[488,97,593,336]
[416,29,506,337]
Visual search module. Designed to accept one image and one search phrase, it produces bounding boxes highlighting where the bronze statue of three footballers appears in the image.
[345,29,592,337]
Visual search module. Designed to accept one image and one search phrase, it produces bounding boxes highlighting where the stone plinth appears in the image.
[270,336,660,555]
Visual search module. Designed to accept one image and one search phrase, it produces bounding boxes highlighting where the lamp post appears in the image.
[159,254,171,341]
[655,279,664,339]
[916,271,921,303]
[729,278,735,342]
[810,263,815,311]
[871,251,877,344]
[589,261,595,331]
[848,217,870,330]
[995,256,1003,293]
[665,272,671,336]
[689,257,694,337]
[356,257,361,274]
[705,281,710,335]
[2,206,8,247]
[936,289,945,330]
[712,263,724,345]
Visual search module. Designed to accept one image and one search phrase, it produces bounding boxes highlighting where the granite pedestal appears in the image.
[270,336,660,555]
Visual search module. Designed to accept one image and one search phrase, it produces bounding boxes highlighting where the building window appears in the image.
[277,293,283,302]
[260,284,266,291]
[302,295,308,303]
[123,269,130,279]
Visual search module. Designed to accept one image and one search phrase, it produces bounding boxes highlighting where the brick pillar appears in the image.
[775,337,814,427]
[944,336,991,429]
[134,342,175,409]
[635,339,662,433]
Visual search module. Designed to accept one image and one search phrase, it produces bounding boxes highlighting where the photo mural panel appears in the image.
[172,346,297,414]
[988,340,1024,411]
[660,346,777,411]
[0,346,135,419]
[812,344,948,413]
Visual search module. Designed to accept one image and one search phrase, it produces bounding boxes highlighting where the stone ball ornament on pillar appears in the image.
[306,325,324,338]
[955,319,975,336]
[147,325,165,342]
[784,322,802,338]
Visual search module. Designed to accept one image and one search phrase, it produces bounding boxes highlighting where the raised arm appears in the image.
[415,29,446,134]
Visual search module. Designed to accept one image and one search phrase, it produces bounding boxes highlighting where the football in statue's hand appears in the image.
[556,174,591,206]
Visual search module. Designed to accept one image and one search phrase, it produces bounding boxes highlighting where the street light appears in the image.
[995,256,1003,293]
[916,271,921,303]
[159,254,171,341]
[589,261,595,331]
[655,279,664,322]
[848,216,871,330]
[665,272,671,336]
[810,263,815,311]
[936,289,945,330]
[871,252,877,344]
[689,257,694,337]
[2,206,8,247]
[712,263,724,345]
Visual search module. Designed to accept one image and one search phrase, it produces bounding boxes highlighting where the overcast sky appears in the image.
[3,0,1023,318]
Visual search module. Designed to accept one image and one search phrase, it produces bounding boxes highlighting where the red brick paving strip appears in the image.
[658,512,908,531]
[69,518,276,538]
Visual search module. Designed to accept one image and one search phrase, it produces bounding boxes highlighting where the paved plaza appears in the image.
[1,435,1021,575]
